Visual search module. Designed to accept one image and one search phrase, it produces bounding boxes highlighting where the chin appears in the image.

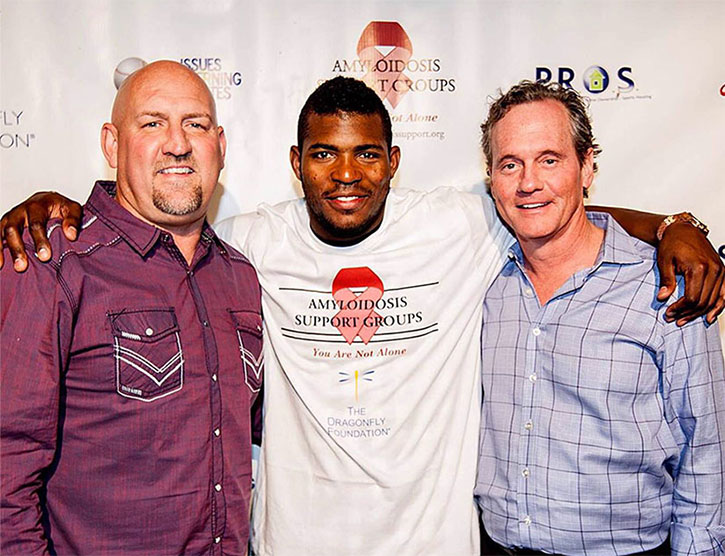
[323,218,376,241]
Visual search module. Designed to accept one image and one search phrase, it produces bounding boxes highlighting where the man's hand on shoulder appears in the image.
[657,220,725,326]
[0,191,82,272]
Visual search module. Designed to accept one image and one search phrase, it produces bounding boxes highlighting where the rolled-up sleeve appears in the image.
[662,318,725,555]
[0,254,74,555]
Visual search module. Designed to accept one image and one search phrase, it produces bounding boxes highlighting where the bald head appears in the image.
[111,60,218,127]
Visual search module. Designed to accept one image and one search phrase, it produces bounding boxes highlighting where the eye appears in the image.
[311,151,332,160]
[359,151,380,160]
[543,158,557,165]
[142,121,160,128]
[188,121,209,130]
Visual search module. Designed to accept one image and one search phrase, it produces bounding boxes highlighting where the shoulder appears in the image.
[30,211,119,271]
[214,199,304,252]
[391,186,484,212]
[219,237,256,272]
[0,214,112,311]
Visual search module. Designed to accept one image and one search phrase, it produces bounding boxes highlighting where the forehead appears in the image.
[492,99,573,155]
[303,112,386,148]
[126,73,215,117]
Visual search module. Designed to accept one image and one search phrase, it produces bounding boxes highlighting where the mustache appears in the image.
[154,154,198,173]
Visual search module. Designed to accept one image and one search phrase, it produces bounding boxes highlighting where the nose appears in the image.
[331,154,362,185]
[163,123,192,158]
[517,163,542,195]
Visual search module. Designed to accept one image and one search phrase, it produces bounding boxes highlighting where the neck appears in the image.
[167,224,204,265]
[519,209,604,305]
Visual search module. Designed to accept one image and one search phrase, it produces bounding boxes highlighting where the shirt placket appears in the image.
[162,233,226,555]
[516,272,542,548]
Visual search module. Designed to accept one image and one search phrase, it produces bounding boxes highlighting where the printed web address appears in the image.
[394,130,446,141]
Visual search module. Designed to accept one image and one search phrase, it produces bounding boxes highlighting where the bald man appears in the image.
[0,61,263,555]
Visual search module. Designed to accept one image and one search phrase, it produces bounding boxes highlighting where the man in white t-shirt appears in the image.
[2,76,724,556]
[215,77,512,554]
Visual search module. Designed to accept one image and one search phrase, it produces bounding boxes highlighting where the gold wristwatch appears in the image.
[656,212,709,241]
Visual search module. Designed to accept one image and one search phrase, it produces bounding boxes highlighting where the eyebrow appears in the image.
[354,144,385,152]
[495,153,521,165]
[307,143,339,151]
[137,111,168,120]
[496,149,565,164]
[538,149,564,159]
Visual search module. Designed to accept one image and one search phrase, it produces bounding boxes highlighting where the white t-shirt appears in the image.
[215,187,511,555]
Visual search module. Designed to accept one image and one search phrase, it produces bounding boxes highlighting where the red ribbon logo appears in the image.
[332,267,384,344]
[357,21,413,108]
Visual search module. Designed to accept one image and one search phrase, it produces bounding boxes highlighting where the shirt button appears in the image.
[214,428,220,437]
[524,287,533,297]
[256,325,262,332]
[524,420,533,430]
[145,327,154,336]
[523,515,532,526]
[212,374,217,382]
[532,327,541,336]
[529,373,537,382]
[215,483,222,492]
[214,536,221,544]
[202,320,209,327]
[522,468,530,478]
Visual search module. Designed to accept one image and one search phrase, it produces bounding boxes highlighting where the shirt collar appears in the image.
[586,211,645,269]
[85,181,226,259]
[506,211,644,271]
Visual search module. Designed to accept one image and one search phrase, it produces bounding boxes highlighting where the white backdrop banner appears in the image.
[2,0,724,342]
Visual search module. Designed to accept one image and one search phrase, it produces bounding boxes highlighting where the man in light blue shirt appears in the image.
[475,81,725,555]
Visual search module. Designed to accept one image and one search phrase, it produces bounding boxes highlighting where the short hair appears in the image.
[481,80,602,174]
[297,76,393,150]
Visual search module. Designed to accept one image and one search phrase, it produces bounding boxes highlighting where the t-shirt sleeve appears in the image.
[213,212,262,266]
[460,191,513,291]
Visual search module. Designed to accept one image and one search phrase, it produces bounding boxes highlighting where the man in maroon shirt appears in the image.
[0,61,262,555]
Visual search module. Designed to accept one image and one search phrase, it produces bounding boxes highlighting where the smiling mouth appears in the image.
[517,201,550,209]
[324,192,369,210]
[158,166,195,175]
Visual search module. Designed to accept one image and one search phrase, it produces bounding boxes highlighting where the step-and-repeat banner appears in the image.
[2,0,724,342]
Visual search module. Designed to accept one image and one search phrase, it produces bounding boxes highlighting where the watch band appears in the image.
[656,212,709,242]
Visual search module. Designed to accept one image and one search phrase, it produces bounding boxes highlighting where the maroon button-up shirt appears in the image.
[1,181,263,555]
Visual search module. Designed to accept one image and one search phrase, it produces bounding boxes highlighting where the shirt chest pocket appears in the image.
[108,308,184,402]
[229,310,263,393]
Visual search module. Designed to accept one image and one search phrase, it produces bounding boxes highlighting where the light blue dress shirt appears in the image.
[476,213,725,555]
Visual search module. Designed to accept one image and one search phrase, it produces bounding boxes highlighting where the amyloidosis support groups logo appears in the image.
[330,21,455,141]
[333,21,456,107]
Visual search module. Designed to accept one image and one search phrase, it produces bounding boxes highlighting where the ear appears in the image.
[388,145,401,178]
[101,123,119,169]
[581,148,595,194]
[290,146,302,181]
[217,126,227,170]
